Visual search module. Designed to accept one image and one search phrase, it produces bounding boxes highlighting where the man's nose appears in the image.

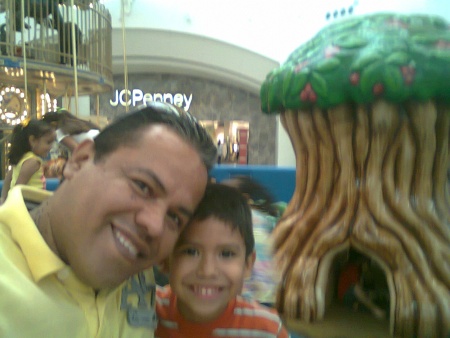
[135,203,165,238]
[197,254,217,277]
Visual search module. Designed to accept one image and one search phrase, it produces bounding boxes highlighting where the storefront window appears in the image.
[200,120,249,164]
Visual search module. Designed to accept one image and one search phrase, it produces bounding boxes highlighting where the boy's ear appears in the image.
[244,251,256,278]
[63,139,95,179]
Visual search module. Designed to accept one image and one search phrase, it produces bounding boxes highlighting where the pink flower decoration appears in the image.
[294,60,309,73]
[324,45,340,58]
[300,83,317,102]
[350,72,360,85]
[373,83,384,95]
[435,40,450,49]
[385,19,408,29]
[401,65,415,85]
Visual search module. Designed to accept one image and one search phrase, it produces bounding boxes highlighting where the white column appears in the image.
[69,96,90,117]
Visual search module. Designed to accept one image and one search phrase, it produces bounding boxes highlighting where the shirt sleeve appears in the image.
[55,129,69,143]
[277,319,290,338]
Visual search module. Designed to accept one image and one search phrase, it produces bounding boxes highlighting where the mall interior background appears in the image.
[76,0,449,166]
[99,73,277,164]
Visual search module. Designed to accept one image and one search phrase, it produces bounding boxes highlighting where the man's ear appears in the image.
[244,251,256,279]
[63,139,95,179]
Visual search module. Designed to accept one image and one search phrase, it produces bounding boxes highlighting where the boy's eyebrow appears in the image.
[178,240,243,250]
[135,167,194,219]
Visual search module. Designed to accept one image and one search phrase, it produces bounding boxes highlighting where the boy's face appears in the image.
[49,125,208,289]
[169,216,255,323]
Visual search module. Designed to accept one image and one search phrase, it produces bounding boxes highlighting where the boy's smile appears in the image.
[191,285,223,299]
[169,216,254,323]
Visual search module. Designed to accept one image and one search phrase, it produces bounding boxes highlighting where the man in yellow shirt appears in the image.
[0,102,216,338]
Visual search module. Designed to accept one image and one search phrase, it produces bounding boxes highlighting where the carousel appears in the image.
[0,0,113,177]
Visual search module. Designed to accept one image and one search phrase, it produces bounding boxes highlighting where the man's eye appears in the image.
[166,212,182,231]
[133,180,151,196]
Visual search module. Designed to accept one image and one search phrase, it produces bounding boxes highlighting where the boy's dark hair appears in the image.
[225,175,278,217]
[8,119,54,165]
[93,102,217,171]
[190,183,254,256]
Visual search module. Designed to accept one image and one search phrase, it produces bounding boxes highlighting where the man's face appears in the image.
[51,125,208,289]
[169,216,254,323]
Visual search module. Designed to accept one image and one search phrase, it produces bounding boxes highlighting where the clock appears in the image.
[0,87,28,124]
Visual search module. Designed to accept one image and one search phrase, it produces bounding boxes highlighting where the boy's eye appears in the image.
[220,250,236,258]
[182,247,199,256]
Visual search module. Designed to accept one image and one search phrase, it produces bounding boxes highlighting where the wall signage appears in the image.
[110,89,193,111]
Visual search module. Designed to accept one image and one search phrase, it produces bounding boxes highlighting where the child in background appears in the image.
[337,250,387,320]
[42,109,100,152]
[1,119,55,203]
[42,109,100,178]
[155,183,289,337]
[222,175,281,307]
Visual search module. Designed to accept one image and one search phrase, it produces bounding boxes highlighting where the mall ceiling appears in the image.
[103,0,449,64]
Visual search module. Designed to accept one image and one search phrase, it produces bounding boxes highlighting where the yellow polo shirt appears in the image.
[0,186,155,338]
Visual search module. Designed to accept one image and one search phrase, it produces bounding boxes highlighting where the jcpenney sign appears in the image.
[110,89,193,111]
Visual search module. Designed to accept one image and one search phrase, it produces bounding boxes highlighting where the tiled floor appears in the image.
[285,303,391,338]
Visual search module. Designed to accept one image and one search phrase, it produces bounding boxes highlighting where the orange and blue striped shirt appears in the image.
[155,285,289,338]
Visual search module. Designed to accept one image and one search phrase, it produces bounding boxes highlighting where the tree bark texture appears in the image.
[274,100,450,338]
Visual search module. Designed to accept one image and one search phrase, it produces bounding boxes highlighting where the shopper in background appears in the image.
[0,102,217,338]
[0,119,55,203]
[216,139,224,164]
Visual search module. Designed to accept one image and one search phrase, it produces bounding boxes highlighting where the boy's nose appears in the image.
[197,255,217,277]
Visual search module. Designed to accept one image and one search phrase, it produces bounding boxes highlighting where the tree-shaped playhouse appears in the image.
[260,13,450,338]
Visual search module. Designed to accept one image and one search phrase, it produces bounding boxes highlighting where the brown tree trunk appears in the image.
[274,100,450,338]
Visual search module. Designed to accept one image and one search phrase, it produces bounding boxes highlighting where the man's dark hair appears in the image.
[190,183,254,256]
[93,102,216,170]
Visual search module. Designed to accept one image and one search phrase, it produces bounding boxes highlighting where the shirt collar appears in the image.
[4,185,66,282]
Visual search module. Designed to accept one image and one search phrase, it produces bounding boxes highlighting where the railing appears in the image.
[0,0,112,83]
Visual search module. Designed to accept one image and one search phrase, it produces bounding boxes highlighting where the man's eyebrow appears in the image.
[177,207,194,221]
[135,168,166,193]
[134,168,194,219]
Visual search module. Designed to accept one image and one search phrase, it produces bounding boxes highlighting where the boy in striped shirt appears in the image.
[155,183,289,337]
